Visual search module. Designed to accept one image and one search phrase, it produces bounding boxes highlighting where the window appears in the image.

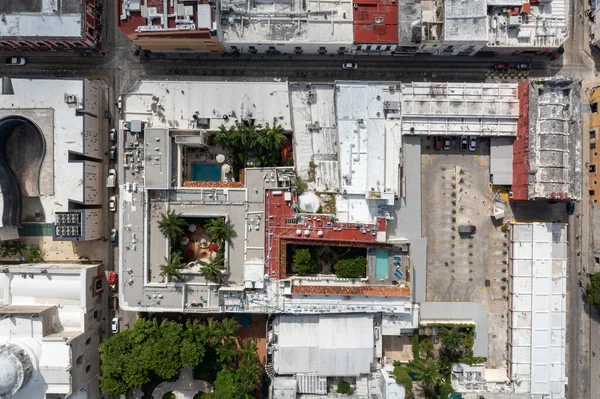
[591,143,596,149]
[592,102,598,113]
[93,310,99,319]
[85,337,91,346]
[36,42,50,49]
[432,44,437,48]
[86,365,91,373]
[595,199,598,204]
[590,190,596,196]
[230,46,238,50]
[591,130,597,140]
[76,355,83,365]
[594,180,598,185]
[596,152,599,157]
[318,46,327,54]
[590,164,597,173]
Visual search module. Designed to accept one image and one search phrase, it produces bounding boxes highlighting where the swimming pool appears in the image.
[375,248,389,279]
[192,163,221,182]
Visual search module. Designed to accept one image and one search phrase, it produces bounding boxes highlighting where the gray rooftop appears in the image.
[444,0,488,42]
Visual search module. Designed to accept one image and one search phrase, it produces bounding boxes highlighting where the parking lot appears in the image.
[421,136,509,367]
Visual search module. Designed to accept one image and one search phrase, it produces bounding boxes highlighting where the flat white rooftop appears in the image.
[0,0,83,38]
[220,0,353,44]
[123,80,291,131]
[487,0,568,48]
[510,222,567,398]
[0,78,101,223]
[400,82,520,136]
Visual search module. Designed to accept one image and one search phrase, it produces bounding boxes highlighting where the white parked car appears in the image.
[109,195,117,212]
[111,318,119,334]
[342,62,358,70]
[109,128,116,143]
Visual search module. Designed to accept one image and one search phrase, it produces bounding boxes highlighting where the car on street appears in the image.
[434,136,442,150]
[108,271,117,285]
[5,57,26,65]
[111,317,120,334]
[342,62,358,69]
[117,96,123,110]
[460,136,468,151]
[514,62,531,70]
[493,63,510,71]
[109,146,116,161]
[469,136,477,151]
[109,128,116,143]
[566,201,575,215]
[443,137,451,150]
[109,195,117,212]
[110,228,118,246]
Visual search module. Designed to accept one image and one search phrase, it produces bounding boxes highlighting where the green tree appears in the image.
[217,338,238,367]
[180,320,207,367]
[219,318,241,341]
[24,245,44,263]
[337,381,353,395]
[419,338,434,360]
[236,357,262,398]
[205,218,236,246]
[203,318,224,346]
[407,359,440,397]
[436,379,455,398]
[392,366,413,391]
[198,250,226,284]
[293,248,317,275]
[158,209,186,241]
[587,272,600,309]
[160,253,185,283]
[439,326,464,357]
[11,241,27,256]
[237,339,259,364]
[255,123,286,166]
[203,369,242,399]
[333,257,367,278]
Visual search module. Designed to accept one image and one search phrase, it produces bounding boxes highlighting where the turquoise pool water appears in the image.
[375,248,389,279]
[192,163,221,182]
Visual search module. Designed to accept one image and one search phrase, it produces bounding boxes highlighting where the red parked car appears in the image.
[108,272,117,285]
[434,136,442,150]
[493,63,510,71]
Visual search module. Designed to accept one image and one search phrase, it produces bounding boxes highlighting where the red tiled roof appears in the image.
[292,285,410,297]
[353,0,398,44]
[511,82,530,201]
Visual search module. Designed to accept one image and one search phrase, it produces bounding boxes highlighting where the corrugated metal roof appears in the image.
[275,314,374,376]
[419,302,489,358]
[490,137,514,186]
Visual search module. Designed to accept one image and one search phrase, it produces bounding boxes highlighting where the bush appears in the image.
[337,381,353,395]
[333,257,366,278]
[162,393,176,399]
[392,366,413,391]
[412,334,420,359]
[587,272,600,309]
[293,248,317,275]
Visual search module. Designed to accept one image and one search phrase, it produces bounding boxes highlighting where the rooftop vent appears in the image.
[64,94,78,104]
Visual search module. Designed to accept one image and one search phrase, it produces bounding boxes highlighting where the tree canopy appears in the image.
[198,250,226,284]
[333,256,367,278]
[158,210,186,241]
[587,272,600,309]
[205,218,236,246]
[160,253,185,283]
[99,317,262,397]
[293,248,318,275]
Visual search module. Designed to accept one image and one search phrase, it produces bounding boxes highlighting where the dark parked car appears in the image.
[460,136,468,151]
[109,146,116,161]
[110,228,118,246]
[566,201,575,215]
[458,225,476,234]
[434,136,442,150]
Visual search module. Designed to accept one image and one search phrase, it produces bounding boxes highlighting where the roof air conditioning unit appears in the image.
[64,94,78,104]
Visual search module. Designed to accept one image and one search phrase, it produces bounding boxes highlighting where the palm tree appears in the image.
[217,338,238,367]
[203,318,223,346]
[158,209,186,241]
[198,258,225,284]
[205,218,236,246]
[236,356,262,396]
[439,326,464,356]
[219,318,240,341]
[159,253,184,282]
[408,359,439,396]
[255,123,286,167]
[238,339,259,364]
